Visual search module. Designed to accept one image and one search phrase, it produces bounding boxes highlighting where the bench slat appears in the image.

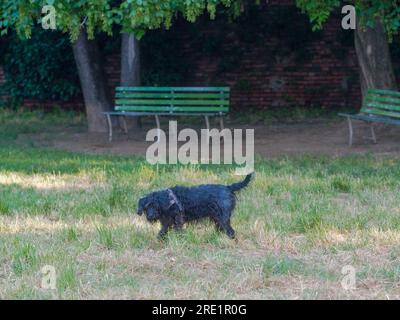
[363,102,400,112]
[368,88,400,98]
[115,106,229,112]
[362,108,400,119]
[116,87,230,92]
[116,106,172,111]
[367,95,400,105]
[115,99,229,106]
[116,93,229,99]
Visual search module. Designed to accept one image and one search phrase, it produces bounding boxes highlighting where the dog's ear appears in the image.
[137,196,151,215]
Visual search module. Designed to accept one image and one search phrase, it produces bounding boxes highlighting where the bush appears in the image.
[0,27,80,102]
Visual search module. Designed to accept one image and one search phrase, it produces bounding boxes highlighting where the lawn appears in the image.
[1,109,400,299]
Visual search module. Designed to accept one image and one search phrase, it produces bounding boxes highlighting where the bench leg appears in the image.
[370,124,377,144]
[346,116,354,147]
[121,116,128,135]
[106,114,113,142]
[155,115,161,142]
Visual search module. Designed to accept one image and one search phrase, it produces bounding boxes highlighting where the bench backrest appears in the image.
[115,87,230,114]
[361,89,400,119]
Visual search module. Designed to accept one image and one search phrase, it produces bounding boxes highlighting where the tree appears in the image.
[72,29,113,132]
[120,33,140,89]
[296,0,399,97]
[355,18,397,97]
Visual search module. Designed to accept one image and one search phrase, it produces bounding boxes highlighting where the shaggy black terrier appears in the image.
[137,173,254,239]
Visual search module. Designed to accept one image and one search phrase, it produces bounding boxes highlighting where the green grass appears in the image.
[1,109,400,299]
[57,265,77,294]
[97,226,115,249]
[11,243,38,276]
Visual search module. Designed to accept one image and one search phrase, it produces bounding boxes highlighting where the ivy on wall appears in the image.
[1,24,191,104]
[0,27,81,103]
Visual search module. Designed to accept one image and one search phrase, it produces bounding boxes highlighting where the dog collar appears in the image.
[167,189,184,212]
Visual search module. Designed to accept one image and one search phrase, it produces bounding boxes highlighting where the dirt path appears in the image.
[33,119,400,158]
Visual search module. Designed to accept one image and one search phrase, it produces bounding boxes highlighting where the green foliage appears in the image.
[0,0,242,41]
[296,0,400,39]
[1,27,80,102]
[1,0,399,43]
[296,0,340,31]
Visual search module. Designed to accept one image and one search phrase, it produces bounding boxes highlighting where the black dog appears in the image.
[137,173,254,239]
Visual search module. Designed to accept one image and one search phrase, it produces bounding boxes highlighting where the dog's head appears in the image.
[137,196,150,216]
[137,191,180,223]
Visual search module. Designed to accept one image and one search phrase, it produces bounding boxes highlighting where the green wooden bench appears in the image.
[103,87,230,141]
[339,88,400,146]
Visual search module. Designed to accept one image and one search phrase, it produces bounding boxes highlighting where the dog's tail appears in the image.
[228,172,255,192]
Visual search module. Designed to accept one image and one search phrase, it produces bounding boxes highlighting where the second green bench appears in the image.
[339,88,400,146]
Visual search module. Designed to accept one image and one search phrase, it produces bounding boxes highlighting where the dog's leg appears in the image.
[214,216,235,239]
[158,221,171,240]
[158,226,169,240]
[211,217,224,232]
[214,223,224,233]
[173,224,183,232]
[223,221,235,239]
[174,213,184,231]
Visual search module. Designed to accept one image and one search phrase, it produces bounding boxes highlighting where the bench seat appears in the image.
[338,113,400,126]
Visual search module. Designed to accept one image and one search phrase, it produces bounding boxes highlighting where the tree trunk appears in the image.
[355,19,397,99]
[72,28,112,133]
[120,33,141,128]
